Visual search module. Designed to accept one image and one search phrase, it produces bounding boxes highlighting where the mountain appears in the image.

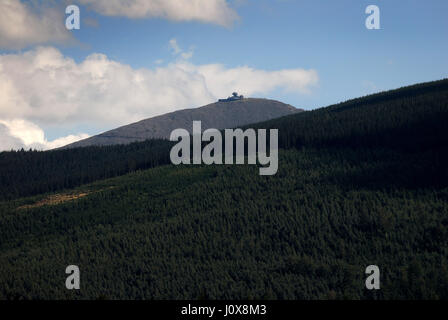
[1,79,447,201]
[64,98,302,148]
[1,79,448,299]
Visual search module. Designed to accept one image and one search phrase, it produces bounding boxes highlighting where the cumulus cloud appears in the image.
[0,123,25,151]
[0,46,318,151]
[0,119,89,151]
[0,0,72,50]
[79,0,238,27]
[0,0,237,50]
[195,64,319,95]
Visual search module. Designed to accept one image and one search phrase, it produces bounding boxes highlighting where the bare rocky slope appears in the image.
[63,98,302,148]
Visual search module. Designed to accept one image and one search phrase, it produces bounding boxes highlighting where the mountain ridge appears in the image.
[2,79,446,201]
[64,98,302,148]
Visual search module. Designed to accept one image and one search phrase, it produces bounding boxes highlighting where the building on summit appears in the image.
[218,92,244,102]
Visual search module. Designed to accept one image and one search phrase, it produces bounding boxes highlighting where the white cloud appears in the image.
[0,119,89,151]
[79,0,238,27]
[169,38,182,54]
[44,133,91,150]
[0,123,25,151]
[0,0,237,50]
[169,38,194,60]
[194,64,319,95]
[0,0,72,50]
[0,46,318,151]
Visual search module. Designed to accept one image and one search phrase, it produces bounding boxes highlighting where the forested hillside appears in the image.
[1,147,447,299]
[0,79,447,299]
[249,78,448,152]
[0,139,173,201]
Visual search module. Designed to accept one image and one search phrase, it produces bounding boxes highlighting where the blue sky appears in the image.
[0,0,447,148]
[61,0,448,108]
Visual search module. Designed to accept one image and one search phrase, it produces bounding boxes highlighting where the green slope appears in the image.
[1,147,447,299]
